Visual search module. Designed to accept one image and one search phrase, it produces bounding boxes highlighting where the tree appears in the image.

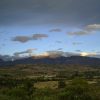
[58,80,66,88]
[59,78,98,100]
[23,79,35,99]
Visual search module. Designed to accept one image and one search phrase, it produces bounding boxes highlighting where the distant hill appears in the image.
[0,56,100,67]
[0,58,3,62]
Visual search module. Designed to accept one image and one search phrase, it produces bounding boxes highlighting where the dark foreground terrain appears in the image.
[0,63,100,100]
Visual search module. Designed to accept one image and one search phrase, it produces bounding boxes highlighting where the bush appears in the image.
[58,80,66,88]
[59,78,99,100]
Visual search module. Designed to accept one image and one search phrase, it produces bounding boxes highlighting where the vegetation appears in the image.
[0,64,100,100]
[0,77,100,100]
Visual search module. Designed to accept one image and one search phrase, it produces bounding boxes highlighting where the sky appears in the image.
[0,0,100,60]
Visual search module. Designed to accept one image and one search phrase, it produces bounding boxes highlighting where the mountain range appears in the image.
[0,56,100,67]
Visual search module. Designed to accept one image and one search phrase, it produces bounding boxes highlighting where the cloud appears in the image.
[67,24,100,36]
[43,50,100,58]
[1,50,100,61]
[12,36,31,43]
[12,34,48,43]
[0,48,37,61]
[39,51,80,58]
[0,0,100,26]
[0,55,13,61]
[49,28,62,32]
[80,52,98,57]
[32,34,48,40]
[56,41,62,43]
[85,24,100,31]
[64,52,80,57]
[14,48,37,57]
[72,42,82,45]
[0,0,100,27]
[13,50,100,59]
[57,48,63,50]
[46,50,64,58]
[75,50,82,52]
[68,31,88,36]
[96,51,100,53]
[33,51,81,58]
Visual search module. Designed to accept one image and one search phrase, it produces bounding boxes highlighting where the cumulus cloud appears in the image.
[49,28,62,32]
[12,34,48,43]
[67,24,100,36]
[12,36,31,43]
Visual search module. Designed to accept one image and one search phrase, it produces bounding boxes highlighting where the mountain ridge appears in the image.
[0,56,100,67]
